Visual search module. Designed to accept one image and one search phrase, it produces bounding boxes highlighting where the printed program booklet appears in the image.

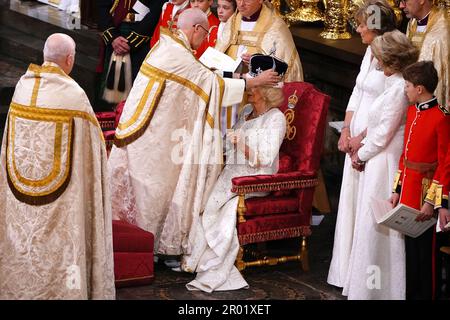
[199,47,242,73]
[370,197,437,238]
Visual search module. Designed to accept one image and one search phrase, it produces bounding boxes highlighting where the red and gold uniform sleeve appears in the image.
[425,107,450,209]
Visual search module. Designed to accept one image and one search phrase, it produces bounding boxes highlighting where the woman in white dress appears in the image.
[180,71,287,292]
[328,0,396,287]
[342,30,419,299]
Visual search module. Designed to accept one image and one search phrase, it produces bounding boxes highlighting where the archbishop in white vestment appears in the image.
[0,61,115,299]
[108,16,248,256]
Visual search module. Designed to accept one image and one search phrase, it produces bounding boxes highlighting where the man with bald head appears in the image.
[0,33,115,299]
[109,8,279,262]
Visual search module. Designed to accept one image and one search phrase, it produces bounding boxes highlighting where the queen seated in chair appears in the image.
[180,55,288,292]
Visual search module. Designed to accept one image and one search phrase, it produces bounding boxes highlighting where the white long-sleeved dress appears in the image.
[328,47,386,287]
[342,73,408,300]
[181,105,286,292]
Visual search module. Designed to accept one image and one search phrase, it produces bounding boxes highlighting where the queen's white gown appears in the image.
[181,105,286,292]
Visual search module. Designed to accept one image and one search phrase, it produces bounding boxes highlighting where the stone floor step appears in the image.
[0,1,99,58]
[0,24,98,101]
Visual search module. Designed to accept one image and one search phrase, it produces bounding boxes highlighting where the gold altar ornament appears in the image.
[320,0,352,39]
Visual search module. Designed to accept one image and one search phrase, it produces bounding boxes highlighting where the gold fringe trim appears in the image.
[232,178,318,194]
[238,226,311,245]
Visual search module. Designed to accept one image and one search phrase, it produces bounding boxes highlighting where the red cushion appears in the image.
[245,196,298,217]
[114,252,154,288]
[113,232,154,253]
[113,220,144,233]
[112,220,155,287]
[95,111,116,121]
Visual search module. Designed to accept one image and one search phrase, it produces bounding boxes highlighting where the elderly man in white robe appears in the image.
[108,8,279,265]
[0,33,115,299]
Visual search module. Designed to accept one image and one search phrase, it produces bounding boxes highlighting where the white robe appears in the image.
[108,29,245,256]
[182,105,286,292]
[342,73,408,300]
[327,47,386,287]
[0,62,115,300]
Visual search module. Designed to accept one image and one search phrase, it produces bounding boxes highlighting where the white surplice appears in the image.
[182,105,286,292]
[342,73,408,300]
[327,47,386,287]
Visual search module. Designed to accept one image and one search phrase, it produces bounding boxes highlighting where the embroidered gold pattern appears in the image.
[238,226,311,245]
[284,109,296,140]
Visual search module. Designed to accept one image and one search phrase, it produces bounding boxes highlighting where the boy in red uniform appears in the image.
[150,0,191,48]
[390,61,450,299]
[189,0,219,57]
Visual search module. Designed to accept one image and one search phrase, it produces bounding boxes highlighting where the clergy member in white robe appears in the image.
[328,0,396,288]
[342,30,419,300]
[401,1,449,108]
[181,54,287,292]
[108,8,280,257]
[0,34,115,300]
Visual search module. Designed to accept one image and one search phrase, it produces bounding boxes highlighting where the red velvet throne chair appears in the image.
[231,82,330,272]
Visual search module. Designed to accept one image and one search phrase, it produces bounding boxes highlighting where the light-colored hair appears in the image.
[371,30,419,73]
[259,86,284,109]
[355,0,396,34]
[43,33,76,63]
[177,8,208,31]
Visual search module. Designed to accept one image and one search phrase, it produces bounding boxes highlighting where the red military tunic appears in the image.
[393,97,450,210]
[194,10,220,58]
[150,0,190,48]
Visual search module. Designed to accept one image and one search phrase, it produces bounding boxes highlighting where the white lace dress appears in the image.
[181,105,286,292]
[328,47,386,287]
[342,73,408,300]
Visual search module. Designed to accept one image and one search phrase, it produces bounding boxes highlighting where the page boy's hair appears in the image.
[402,61,439,94]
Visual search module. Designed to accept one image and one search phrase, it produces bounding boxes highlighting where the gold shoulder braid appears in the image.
[438,105,450,115]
